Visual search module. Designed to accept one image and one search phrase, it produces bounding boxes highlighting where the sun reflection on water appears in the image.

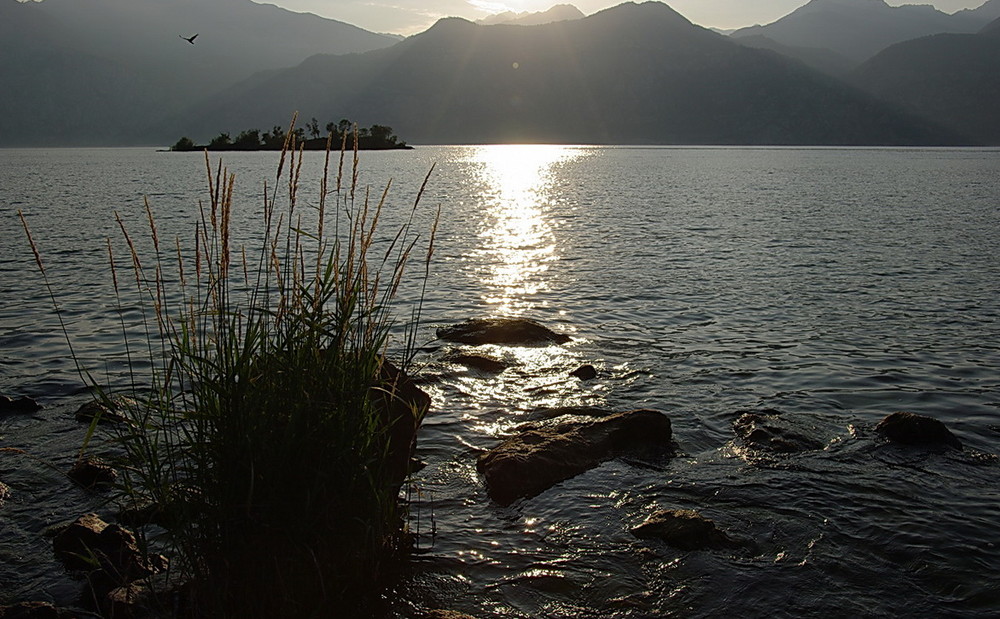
[464,145,587,316]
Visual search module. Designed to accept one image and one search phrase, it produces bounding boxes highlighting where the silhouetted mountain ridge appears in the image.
[732,0,994,64]
[172,1,965,146]
[851,19,1000,143]
[0,0,396,146]
[477,4,584,26]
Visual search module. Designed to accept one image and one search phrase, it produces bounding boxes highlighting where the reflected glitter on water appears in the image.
[463,145,588,317]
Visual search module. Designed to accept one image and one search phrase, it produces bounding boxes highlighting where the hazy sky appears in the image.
[260,0,990,35]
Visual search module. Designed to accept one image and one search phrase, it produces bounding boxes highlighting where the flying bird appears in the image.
[180,33,198,44]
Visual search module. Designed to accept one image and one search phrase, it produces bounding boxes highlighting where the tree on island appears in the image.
[171,119,410,151]
[172,136,196,151]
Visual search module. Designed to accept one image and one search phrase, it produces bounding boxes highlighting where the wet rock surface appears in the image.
[442,352,510,374]
[569,364,598,380]
[875,411,962,450]
[68,458,118,490]
[375,359,433,493]
[437,318,570,346]
[52,513,167,584]
[526,406,613,422]
[733,410,828,454]
[631,509,735,551]
[424,611,478,619]
[477,409,673,506]
[0,395,42,415]
[74,396,134,425]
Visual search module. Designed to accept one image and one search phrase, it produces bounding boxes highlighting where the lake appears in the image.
[2,145,999,616]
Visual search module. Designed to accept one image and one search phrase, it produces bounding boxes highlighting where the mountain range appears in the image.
[477,4,585,26]
[850,16,1000,144]
[171,2,963,146]
[2,0,998,146]
[731,0,1000,68]
[0,0,395,145]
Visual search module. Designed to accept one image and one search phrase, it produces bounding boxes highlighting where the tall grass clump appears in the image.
[37,123,436,616]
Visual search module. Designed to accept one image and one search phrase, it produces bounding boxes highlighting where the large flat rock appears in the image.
[477,409,672,506]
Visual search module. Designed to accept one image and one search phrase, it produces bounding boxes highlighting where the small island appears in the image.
[171,118,411,152]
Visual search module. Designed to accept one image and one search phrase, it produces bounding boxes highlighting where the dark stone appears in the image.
[631,509,735,551]
[527,406,613,421]
[0,395,42,415]
[52,513,167,585]
[424,611,478,619]
[374,360,432,494]
[0,602,74,619]
[74,396,134,425]
[443,352,510,374]
[68,458,118,490]
[104,581,169,619]
[437,318,570,346]
[733,410,827,454]
[875,411,962,450]
[477,409,672,506]
[569,364,598,380]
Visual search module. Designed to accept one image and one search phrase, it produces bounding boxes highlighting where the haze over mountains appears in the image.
[476,4,585,26]
[731,0,1000,73]
[0,0,396,145]
[850,15,1000,143]
[2,0,998,146]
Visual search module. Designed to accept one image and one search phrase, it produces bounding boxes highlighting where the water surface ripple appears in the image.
[2,146,999,616]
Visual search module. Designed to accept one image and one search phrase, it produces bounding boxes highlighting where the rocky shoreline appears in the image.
[0,316,986,618]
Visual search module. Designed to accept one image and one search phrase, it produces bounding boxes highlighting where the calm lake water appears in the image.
[2,146,999,616]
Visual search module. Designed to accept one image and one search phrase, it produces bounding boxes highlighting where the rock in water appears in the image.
[437,318,570,346]
[631,509,734,551]
[74,396,135,425]
[569,364,598,380]
[443,352,510,374]
[52,513,167,583]
[68,458,118,489]
[733,410,827,454]
[875,411,962,450]
[477,409,672,506]
[0,394,42,415]
[374,359,432,493]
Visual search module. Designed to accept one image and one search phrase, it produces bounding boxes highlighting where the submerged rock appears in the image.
[443,352,510,374]
[569,364,598,380]
[631,509,735,551]
[477,409,672,506]
[52,513,167,584]
[437,318,570,346]
[424,611,478,619]
[0,394,42,415]
[875,411,962,450]
[733,410,827,454]
[74,396,134,425]
[68,458,118,490]
[0,481,9,504]
[527,406,612,421]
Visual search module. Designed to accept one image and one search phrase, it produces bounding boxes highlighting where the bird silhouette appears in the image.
[180,33,198,44]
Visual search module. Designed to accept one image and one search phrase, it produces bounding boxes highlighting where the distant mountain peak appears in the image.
[477,4,584,26]
[733,0,990,63]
